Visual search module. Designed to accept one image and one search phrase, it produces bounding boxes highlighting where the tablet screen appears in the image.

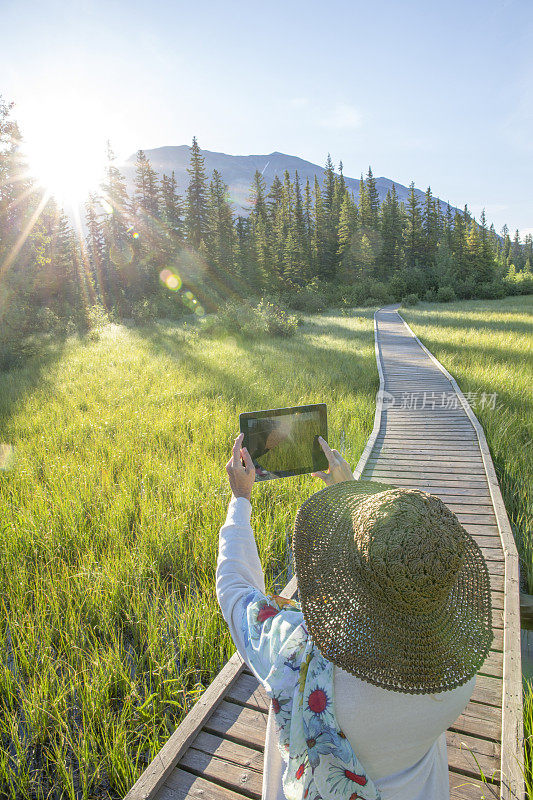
[239,404,327,480]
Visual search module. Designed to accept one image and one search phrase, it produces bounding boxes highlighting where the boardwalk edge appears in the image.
[397,308,525,800]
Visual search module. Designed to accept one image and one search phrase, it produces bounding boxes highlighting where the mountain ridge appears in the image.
[120,145,461,218]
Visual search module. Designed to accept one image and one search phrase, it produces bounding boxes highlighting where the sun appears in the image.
[22,95,109,207]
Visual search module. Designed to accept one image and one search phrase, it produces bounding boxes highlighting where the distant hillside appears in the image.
[120,145,461,218]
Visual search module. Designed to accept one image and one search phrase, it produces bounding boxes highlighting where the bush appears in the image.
[477,280,506,300]
[424,288,438,302]
[361,297,382,308]
[201,298,299,339]
[401,293,419,307]
[131,299,159,325]
[34,307,62,334]
[436,286,456,303]
[287,286,328,313]
[256,298,300,337]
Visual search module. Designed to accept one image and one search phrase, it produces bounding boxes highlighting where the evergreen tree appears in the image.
[337,191,359,282]
[312,176,324,278]
[100,142,132,306]
[422,186,438,267]
[249,170,268,223]
[284,170,308,285]
[207,169,236,282]
[130,149,162,293]
[320,154,337,280]
[267,175,283,219]
[379,184,403,279]
[160,171,185,241]
[404,182,424,268]
[85,194,106,302]
[512,229,523,270]
[478,209,495,282]
[358,173,371,229]
[365,166,380,230]
[185,136,209,249]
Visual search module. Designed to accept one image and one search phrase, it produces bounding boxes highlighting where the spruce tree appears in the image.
[185,136,209,250]
[207,169,236,282]
[358,173,370,229]
[404,182,424,268]
[337,191,359,282]
[320,154,337,280]
[379,184,403,279]
[85,194,106,303]
[422,186,438,267]
[100,142,132,306]
[160,171,184,241]
[365,166,380,230]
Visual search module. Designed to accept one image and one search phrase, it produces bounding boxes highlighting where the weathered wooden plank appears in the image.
[190,731,265,773]
[446,730,500,783]
[161,769,254,800]
[204,701,268,750]
[449,772,500,800]
[472,675,502,707]
[367,461,489,475]
[178,748,262,799]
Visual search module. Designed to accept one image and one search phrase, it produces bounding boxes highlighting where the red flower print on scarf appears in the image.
[257,604,279,623]
[308,688,328,713]
[345,769,367,786]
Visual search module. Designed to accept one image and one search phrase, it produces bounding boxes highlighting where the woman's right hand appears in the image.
[311,436,354,485]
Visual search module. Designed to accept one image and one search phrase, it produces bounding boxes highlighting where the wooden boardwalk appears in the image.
[126,306,524,800]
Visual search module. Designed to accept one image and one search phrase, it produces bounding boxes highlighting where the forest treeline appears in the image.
[1,95,532,354]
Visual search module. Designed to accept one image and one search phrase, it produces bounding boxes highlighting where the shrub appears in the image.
[401,293,419,307]
[361,297,382,308]
[34,307,62,334]
[436,286,456,303]
[132,299,159,325]
[424,288,438,302]
[201,298,299,339]
[287,286,327,313]
[477,281,507,300]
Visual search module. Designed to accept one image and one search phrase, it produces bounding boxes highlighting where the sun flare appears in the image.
[22,97,109,207]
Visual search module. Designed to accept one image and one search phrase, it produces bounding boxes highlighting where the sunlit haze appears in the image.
[2,0,532,233]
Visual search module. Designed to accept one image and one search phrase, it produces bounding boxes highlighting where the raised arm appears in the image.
[216,433,263,657]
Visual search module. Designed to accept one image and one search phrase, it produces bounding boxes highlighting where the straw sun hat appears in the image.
[293,480,493,694]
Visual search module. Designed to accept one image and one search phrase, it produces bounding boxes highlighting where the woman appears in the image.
[216,433,493,800]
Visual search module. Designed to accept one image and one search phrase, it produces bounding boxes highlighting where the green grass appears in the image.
[0,310,378,799]
[402,295,533,796]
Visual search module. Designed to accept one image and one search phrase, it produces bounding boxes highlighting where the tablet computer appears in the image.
[239,403,328,480]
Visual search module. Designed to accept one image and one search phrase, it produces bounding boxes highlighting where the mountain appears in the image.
[120,145,460,217]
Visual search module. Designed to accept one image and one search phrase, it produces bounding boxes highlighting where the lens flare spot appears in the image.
[159,269,182,291]
[0,444,15,471]
[194,305,205,316]
[184,291,194,300]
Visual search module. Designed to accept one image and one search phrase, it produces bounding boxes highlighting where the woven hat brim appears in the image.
[293,480,494,694]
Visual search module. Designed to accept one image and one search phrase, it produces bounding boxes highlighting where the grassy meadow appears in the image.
[402,295,533,793]
[0,310,378,799]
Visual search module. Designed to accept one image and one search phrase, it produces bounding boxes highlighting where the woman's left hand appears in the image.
[226,432,256,501]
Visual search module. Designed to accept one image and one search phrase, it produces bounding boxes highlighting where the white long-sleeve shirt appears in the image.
[216,496,477,800]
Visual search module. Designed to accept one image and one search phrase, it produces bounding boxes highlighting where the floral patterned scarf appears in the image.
[241,588,381,800]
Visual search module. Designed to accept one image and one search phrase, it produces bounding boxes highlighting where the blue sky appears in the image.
[2,0,532,235]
